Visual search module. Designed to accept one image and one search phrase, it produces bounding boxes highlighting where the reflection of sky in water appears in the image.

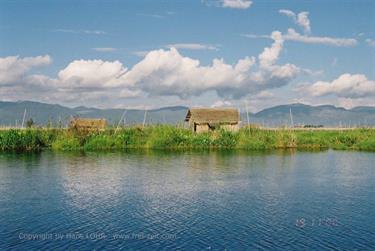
[60,153,128,211]
[58,151,301,227]
[1,150,374,250]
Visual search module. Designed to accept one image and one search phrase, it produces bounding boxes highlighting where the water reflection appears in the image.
[0,151,43,169]
[0,150,374,250]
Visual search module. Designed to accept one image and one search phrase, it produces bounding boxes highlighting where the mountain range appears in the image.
[1,101,374,127]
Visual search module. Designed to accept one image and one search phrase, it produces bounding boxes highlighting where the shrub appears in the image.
[272,130,297,148]
[335,133,358,147]
[38,129,59,147]
[238,128,277,150]
[356,137,375,151]
[0,129,45,151]
[296,131,329,149]
[84,133,123,150]
[191,133,212,148]
[147,125,192,149]
[213,130,238,148]
[119,127,148,148]
[51,131,81,150]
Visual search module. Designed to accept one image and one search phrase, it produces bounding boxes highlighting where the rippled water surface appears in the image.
[0,150,374,250]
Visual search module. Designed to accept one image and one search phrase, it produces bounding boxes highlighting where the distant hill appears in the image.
[0,101,188,127]
[0,101,374,127]
[247,103,375,127]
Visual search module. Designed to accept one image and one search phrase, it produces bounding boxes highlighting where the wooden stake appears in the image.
[289,107,294,128]
[142,109,147,128]
[115,110,127,134]
[245,101,250,126]
[21,109,26,128]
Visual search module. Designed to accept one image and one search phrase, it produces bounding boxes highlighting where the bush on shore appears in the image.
[0,129,57,151]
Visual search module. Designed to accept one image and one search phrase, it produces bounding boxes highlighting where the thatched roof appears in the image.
[70,118,107,129]
[185,108,239,124]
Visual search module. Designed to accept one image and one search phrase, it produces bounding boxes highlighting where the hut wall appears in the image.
[196,124,209,133]
[193,123,239,133]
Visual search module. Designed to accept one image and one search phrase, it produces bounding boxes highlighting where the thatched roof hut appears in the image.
[185,108,239,132]
[69,118,107,131]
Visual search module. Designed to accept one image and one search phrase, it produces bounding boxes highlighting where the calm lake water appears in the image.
[0,150,374,250]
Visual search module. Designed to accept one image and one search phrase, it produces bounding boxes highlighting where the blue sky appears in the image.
[0,0,374,111]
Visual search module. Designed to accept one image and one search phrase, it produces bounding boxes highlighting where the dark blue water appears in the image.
[0,150,374,250]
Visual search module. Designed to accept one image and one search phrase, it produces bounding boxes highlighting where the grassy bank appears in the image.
[0,126,374,151]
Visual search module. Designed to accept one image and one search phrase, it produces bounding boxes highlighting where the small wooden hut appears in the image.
[185,108,239,133]
[69,118,107,131]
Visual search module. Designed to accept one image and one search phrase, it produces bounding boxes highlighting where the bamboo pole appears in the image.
[245,101,250,126]
[21,109,27,128]
[115,110,127,134]
[289,107,294,128]
[142,109,147,128]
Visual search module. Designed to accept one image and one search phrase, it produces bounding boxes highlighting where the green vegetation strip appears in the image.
[0,126,374,151]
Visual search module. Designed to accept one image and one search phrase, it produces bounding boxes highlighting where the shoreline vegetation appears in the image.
[0,126,374,152]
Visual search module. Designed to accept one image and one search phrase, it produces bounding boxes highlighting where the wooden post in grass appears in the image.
[245,101,250,127]
[115,110,127,134]
[142,109,147,128]
[21,109,27,128]
[289,107,294,128]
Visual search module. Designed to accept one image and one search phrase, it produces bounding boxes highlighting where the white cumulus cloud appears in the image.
[258,31,284,68]
[307,73,375,98]
[121,31,300,99]
[0,55,52,85]
[0,34,303,103]
[57,59,128,89]
[121,47,257,98]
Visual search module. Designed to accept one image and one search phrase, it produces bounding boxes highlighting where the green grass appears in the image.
[0,126,374,151]
[0,129,57,151]
[51,131,80,151]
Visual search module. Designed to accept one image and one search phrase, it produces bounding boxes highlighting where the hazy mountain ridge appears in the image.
[249,103,375,126]
[1,101,374,127]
